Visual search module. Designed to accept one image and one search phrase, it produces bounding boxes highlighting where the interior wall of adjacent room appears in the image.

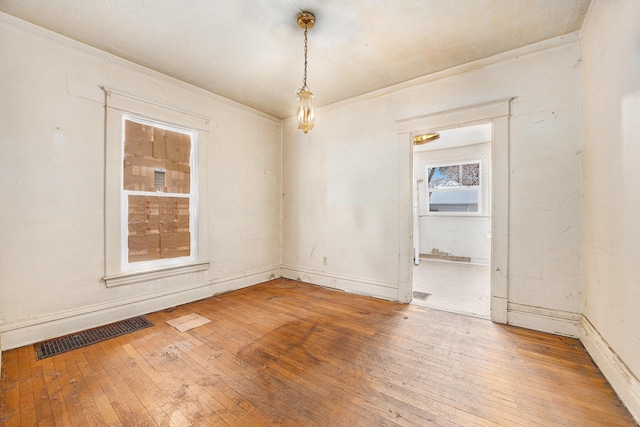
[282,35,583,333]
[580,0,640,421]
[0,14,281,349]
[414,142,491,264]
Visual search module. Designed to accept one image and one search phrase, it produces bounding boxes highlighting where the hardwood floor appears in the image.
[1,279,636,426]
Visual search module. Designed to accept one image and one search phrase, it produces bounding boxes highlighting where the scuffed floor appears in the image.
[412,259,490,318]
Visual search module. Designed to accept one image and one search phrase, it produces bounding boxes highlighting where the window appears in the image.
[427,161,481,213]
[103,88,209,287]
[123,116,195,266]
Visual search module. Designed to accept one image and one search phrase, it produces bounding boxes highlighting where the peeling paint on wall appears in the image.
[420,248,471,263]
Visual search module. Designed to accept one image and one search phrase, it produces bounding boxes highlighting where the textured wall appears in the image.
[0,15,281,348]
[283,35,583,332]
[581,0,640,417]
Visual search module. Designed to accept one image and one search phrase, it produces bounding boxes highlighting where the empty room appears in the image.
[1,1,639,425]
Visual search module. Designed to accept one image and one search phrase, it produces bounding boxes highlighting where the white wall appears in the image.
[414,142,491,264]
[282,34,583,334]
[580,0,640,421]
[0,14,281,349]
[3,8,636,419]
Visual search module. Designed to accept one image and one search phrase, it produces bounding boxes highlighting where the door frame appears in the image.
[396,99,512,323]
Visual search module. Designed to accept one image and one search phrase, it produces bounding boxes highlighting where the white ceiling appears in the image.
[0,0,591,119]
[414,124,492,153]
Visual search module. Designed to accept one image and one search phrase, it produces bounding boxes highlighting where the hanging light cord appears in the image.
[302,24,309,90]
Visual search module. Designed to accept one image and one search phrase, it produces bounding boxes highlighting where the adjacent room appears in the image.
[412,123,492,318]
[1,0,639,425]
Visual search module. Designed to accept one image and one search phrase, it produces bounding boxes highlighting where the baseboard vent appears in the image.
[34,316,153,360]
[412,291,432,301]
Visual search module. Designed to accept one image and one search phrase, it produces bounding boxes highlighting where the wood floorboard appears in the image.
[226,323,444,425]
[1,278,637,426]
[202,304,408,426]
[17,349,37,427]
[132,328,267,426]
[213,288,556,425]
[272,298,604,424]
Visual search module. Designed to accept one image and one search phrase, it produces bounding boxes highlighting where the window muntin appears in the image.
[122,115,196,268]
[427,161,481,213]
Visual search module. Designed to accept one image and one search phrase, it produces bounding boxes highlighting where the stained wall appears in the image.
[0,14,282,349]
[282,35,583,334]
[581,0,640,419]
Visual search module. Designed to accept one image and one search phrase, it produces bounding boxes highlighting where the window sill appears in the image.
[103,260,210,288]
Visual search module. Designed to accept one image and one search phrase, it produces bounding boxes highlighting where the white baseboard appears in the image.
[0,267,280,351]
[581,316,640,424]
[281,265,399,301]
[507,302,581,337]
[209,267,280,294]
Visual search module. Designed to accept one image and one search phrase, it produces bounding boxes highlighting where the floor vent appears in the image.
[34,316,153,360]
[412,291,432,301]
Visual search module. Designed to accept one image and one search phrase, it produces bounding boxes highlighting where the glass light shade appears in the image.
[297,90,315,134]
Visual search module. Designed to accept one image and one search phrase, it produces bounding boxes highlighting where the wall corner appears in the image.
[581,315,640,424]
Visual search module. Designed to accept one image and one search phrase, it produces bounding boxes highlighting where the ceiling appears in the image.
[414,124,492,153]
[0,0,591,119]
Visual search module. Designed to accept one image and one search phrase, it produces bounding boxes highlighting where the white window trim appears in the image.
[119,114,198,272]
[425,159,483,216]
[102,88,210,287]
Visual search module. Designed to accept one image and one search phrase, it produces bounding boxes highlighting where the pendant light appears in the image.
[296,11,316,134]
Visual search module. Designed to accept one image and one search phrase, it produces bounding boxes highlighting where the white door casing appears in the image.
[397,99,511,323]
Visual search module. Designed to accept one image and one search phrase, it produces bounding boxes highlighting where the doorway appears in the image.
[397,99,511,324]
[411,124,492,318]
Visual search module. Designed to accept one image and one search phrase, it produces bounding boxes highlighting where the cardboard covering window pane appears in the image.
[128,234,161,263]
[127,195,191,262]
[124,118,192,263]
[123,120,191,194]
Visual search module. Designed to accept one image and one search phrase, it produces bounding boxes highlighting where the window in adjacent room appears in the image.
[426,161,481,213]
